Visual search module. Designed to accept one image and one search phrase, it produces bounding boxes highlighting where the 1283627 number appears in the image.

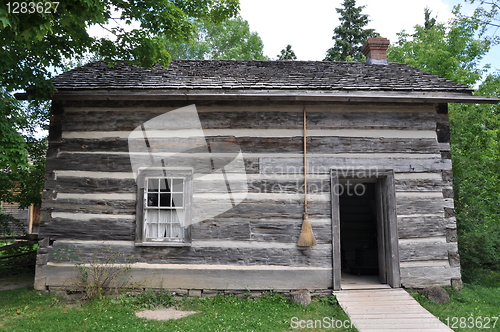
[6,2,59,14]
[445,316,498,329]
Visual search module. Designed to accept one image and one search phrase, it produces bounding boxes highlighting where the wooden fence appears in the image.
[0,235,38,275]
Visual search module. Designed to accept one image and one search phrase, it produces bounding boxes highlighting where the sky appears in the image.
[238,0,499,72]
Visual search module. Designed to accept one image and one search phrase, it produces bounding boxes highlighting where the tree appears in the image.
[324,0,377,61]
[166,16,267,60]
[463,0,500,43]
[388,7,499,279]
[424,7,437,30]
[0,0,240,208]
[277,45,297,60]
[388,7,490,87]
[449,74,500,277]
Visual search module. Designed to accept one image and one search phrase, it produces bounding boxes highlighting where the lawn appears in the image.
[0,286,357,332]
[2,270,500,331]
[410,269,500,331]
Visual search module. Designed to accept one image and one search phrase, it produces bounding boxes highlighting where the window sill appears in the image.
[135,242,192,247]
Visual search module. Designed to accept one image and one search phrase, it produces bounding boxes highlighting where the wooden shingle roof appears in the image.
[55,60,471,91]
[51,60,498,104]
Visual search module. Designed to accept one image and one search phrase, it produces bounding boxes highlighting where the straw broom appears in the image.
[297,106,317,247]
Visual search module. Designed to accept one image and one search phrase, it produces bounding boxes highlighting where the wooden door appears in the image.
[330,175,341,291]
[375,180,387,284]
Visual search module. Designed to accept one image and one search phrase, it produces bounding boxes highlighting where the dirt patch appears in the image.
[135,308,199,321]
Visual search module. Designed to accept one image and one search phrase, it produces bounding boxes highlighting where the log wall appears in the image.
[35,102,459,290]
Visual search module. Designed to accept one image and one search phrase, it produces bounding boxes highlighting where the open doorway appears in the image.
[340,182,379,277]
[331,169,400,291]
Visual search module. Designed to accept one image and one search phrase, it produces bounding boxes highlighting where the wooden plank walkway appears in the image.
[333,288,454,332]
[341,274,391,290]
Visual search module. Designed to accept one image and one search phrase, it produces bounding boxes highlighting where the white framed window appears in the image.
[135,168,192,246]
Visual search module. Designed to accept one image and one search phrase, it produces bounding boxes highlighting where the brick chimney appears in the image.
[361,38,390,65]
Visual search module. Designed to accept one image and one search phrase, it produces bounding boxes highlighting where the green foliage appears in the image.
[166,16,267,60]
[388,6,500,277]
[0,287,358,331]
[277,45,297,60]
[387,6,490,87]
[0,97,48,209]
[463,0,500,44]
[1,0,240,86]
[0,0,240,208]
[324,0,377,61]
[74,247,132,300]
[0,95,29,204]
[410,281,500,332]
[0,213,25,239]
[450,73,500,276]
[115,289,176,310]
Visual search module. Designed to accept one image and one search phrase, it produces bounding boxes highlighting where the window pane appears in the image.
[172,179,184,192]
[159,178,170,192]
[147,179,158,192]
[158,210,168,223]
[172,193,183,207]
[158,222,166,237]
[171,210,180,224]
[146,210,159,237]
[147,193,158,207]
[171,210,183,239]
[159,193,172,207]
[171,224,182,239]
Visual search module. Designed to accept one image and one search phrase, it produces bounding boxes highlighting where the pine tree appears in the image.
[324,0,378,61]
[277,45,297,60]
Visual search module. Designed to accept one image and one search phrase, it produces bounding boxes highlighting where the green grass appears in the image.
[0,288,357,332]
[410,270,500,332]
[5,269,499,332]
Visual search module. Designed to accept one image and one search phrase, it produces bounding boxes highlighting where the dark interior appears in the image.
[339,182,379,275]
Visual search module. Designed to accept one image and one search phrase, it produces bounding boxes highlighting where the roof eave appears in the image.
[16,89,499,104]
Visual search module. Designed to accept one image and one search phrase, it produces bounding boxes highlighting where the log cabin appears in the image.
[33,38,499,293]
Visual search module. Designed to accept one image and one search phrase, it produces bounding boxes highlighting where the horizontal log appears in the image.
[45,177,137,194]
[59,136,442,154]
[400,266,460,288]
[42,200,136,215]
[246,178,329,194]
[46,240,332,267]
[394,178,450,192]
[61,110,438,132]
[48,152,450,175]
[399,241,458,262]
[48,174,450,195]
[397,216,448,239]
[37,262,332,290]
[46,153,260,173]
[396,198,453,215]
[250,220,331,243]
[46,173,451,196]
[191,219,251,241]
[261,157,451,174]
[191,218,331,243]
[194,201,330,220]
[40,218,136,241]
[63,128,438,139]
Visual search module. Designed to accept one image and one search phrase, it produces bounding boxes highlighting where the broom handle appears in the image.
[303,106,308,215]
